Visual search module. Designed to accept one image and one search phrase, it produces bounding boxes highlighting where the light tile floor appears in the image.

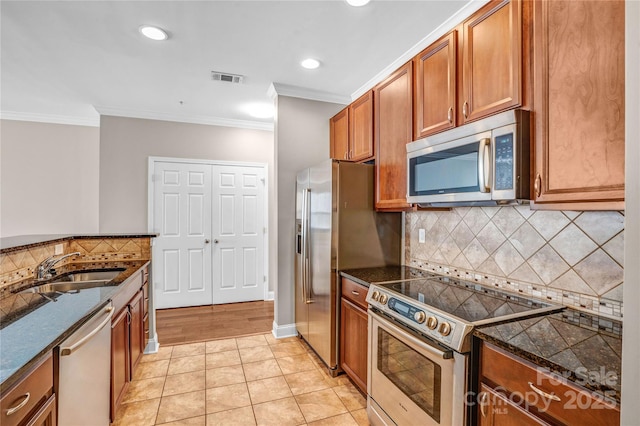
[111,333,371,426]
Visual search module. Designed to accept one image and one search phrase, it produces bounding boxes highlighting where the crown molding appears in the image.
[93,106,274,131]
[0,111,100,127]
[268,82,351,105]
[351,0,490,100]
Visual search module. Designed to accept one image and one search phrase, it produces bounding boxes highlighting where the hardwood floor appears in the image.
[156,300,274,345]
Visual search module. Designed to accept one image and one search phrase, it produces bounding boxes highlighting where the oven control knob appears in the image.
[371,291,380,302]
[439,322,452,337]
[414,311,426,324]
[426,316,438,330]
[379,294,388,305]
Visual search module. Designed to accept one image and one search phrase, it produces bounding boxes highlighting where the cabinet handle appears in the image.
[462,101,469,119]
[534,173,542,198]
[349,150,353,160]
[528,382,561,402]
[447,107,453,123]
[344,150,349,160]
[6,392,30,416]
[351,290,360,296]
[479,391,488,418]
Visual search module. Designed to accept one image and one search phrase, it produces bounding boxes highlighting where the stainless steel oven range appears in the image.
[366,275,562,426]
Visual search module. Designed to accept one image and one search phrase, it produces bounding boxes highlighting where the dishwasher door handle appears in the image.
[60,305,114,356]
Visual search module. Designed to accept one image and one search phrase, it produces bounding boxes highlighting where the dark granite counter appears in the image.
[475,309,622,403]
[340,265,430,287]
[0,233,157,254]
[0,260,149,392]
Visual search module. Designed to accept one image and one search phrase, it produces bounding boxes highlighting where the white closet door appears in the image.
[211,165,265,304]
[153,162,212,309]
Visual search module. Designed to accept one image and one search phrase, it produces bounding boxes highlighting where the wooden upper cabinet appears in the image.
[462,0,522,123]
[330,107,349,161]
[374,62,413,211]
[532,0,625,209]
[329,93,374,162]
[349,91,374,162]
[414,30,457,139]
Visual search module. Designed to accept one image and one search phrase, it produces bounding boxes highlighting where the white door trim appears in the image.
[148,156,270,301]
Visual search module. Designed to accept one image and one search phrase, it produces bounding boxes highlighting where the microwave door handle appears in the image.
[478,138,491,193]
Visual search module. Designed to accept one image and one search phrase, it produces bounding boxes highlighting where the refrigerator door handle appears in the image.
[301,187,308,304]
[304,188,312,304]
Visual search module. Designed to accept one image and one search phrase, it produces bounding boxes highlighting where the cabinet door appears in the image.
[478,384,550,426]
[349,91,374,162]
[129,289,145,373]
[374,62,413,211]
[111,307,130,421]
[25,394,56,426]
[532,0,624,209]
[330,108,350,161]
[340,298,368,394]
[462,0,522,123]
[414,30,457,139]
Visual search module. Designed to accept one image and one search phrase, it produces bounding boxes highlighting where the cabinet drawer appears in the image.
[341,278,368,310]
[1,354,53,426]
[481,342,619,425]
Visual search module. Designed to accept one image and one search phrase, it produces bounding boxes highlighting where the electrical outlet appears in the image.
[54,244,64,255]
[418,228,426,244]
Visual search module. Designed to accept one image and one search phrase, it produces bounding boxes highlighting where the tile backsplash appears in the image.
[0,237,151,293]
[406,207,624,318]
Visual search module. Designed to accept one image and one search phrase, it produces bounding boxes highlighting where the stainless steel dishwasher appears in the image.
[58,302,113,426]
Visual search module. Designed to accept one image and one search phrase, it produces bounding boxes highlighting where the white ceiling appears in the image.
[1,0,477,129]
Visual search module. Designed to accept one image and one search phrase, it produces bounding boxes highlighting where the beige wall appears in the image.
[0,119,100,237]
[273,96,345,331]
[99,115,275,292]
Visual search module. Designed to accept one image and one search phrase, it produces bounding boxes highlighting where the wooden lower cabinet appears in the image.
[111,306,130,420]
[479,384,549,426]
[129,289,145,372]
[25,394,56,426]
[0,354,55,426]
[339,278,369,393]
[479,341,620,425]
[111,273,148,422]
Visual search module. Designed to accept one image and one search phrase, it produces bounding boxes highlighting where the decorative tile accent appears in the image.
[407,207,624,318]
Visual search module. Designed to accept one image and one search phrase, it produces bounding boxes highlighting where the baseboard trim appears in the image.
[144,336,160,354]
[272,321,298,339]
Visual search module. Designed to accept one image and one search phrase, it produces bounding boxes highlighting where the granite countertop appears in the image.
[0,233,157,254]
[475,309,622,403]
[0,260,149,392]
[340,265,431,287]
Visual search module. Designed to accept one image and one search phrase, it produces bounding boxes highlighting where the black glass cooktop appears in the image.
[380,275,557,324]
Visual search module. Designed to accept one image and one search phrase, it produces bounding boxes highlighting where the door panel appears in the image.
[295,171,309,339]
[153,162,212,309]
[212,165,265,304]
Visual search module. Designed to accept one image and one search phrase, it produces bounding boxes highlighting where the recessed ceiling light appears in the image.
[346,0,371,6]
[245,103,274,119]
[301,58,321,70]
[139,25,168,41]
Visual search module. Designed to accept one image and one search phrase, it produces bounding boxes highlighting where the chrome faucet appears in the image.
[34,252,81,280]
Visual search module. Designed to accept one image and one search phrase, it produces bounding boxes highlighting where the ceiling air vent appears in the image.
[211,71,244,84]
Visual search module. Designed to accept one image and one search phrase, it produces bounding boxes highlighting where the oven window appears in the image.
[377,328,442,423]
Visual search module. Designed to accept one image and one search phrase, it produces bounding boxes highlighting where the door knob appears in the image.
[205,239,210,244]
[214,239,219,244]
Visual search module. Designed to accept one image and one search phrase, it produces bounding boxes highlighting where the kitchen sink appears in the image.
[56,269,125,282]
[21,280,114,294]
[19,268,125,296]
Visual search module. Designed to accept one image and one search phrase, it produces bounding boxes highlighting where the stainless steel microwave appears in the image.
[406,109,530,207]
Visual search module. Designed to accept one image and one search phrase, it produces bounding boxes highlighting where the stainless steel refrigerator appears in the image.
[295,159,401,374]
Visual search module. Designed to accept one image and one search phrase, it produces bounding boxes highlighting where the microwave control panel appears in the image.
[494,133,514,191]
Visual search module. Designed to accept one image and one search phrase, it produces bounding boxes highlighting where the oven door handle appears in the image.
[370,309,454,360]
